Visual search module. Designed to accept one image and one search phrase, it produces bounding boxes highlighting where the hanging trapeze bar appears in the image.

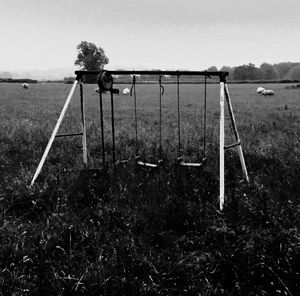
[176,74,207,167]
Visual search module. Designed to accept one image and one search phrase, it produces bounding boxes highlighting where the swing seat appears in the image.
[177,156,206,167]
[135,156,163,168]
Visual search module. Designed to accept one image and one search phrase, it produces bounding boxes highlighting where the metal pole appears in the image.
[220,81,225,211]
[99,91,106,165]
[177,75,181,157]
[132,76,139,156]
[224,84,249,183]
[203,76,207,157]
[30,80,78,187]
[79,79,87,164]
[159,75,162,157]
[110,90,116,166]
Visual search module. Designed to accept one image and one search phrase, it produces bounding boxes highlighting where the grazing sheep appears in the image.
[256,87,265,94]
[123,88,130,95]
[261,90,274,96]
[22,83,29,89]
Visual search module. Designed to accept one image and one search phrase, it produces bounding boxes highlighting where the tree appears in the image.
[75,41,109,70]
[284,65,300,80]
[233,65,248,80]
[273,62,295,79]
[233,63,263,81]
[207,66,218,72]
[260,63,280,80]
[220,66,234,79]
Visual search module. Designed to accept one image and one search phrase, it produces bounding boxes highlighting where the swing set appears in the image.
[30,69,249,210]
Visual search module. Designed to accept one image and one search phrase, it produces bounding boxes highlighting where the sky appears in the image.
[0,0,299,71]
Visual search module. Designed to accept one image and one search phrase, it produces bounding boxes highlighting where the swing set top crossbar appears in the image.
[75,70,228,79]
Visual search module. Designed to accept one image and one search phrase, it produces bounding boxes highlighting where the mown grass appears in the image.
[1,81,300,295]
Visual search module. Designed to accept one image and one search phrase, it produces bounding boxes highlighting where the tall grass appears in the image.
[1,82,300,295]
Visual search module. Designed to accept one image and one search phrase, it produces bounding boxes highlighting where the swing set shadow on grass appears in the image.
[30,69,249,210]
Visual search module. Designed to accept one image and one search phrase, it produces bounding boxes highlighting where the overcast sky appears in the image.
[1,0,299,71]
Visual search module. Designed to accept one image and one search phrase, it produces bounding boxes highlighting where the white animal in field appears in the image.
[261,90,274,96]
[22,83,29,89]
[256,87,265,94]
[123,88,130,95]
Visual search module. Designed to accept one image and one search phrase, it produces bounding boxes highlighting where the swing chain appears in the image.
[159,74,164,95]
[130,74,136,96]
[176,73,181,158]
[130,74,139,156]
[158,74,164,159]
[110,80,116,166]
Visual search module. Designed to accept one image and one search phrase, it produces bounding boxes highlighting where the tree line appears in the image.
[108,63,300,83]
[219,62,300,81]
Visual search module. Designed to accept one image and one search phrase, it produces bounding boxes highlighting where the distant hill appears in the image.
[0,66,149,81]
[0,67,77,81]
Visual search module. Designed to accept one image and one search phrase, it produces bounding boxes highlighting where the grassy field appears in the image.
[1,81,300,295]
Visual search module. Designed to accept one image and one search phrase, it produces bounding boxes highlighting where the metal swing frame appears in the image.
[130,73,164,168]
[30,69,249,210]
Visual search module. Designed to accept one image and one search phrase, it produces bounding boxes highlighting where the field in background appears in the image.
[2,81,300,180]
[1,82,300,295]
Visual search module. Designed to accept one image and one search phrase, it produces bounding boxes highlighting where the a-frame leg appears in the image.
[220,81,225,210]
[224,83,249,183]
[30,80,78,187]
[219,82,249,211]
